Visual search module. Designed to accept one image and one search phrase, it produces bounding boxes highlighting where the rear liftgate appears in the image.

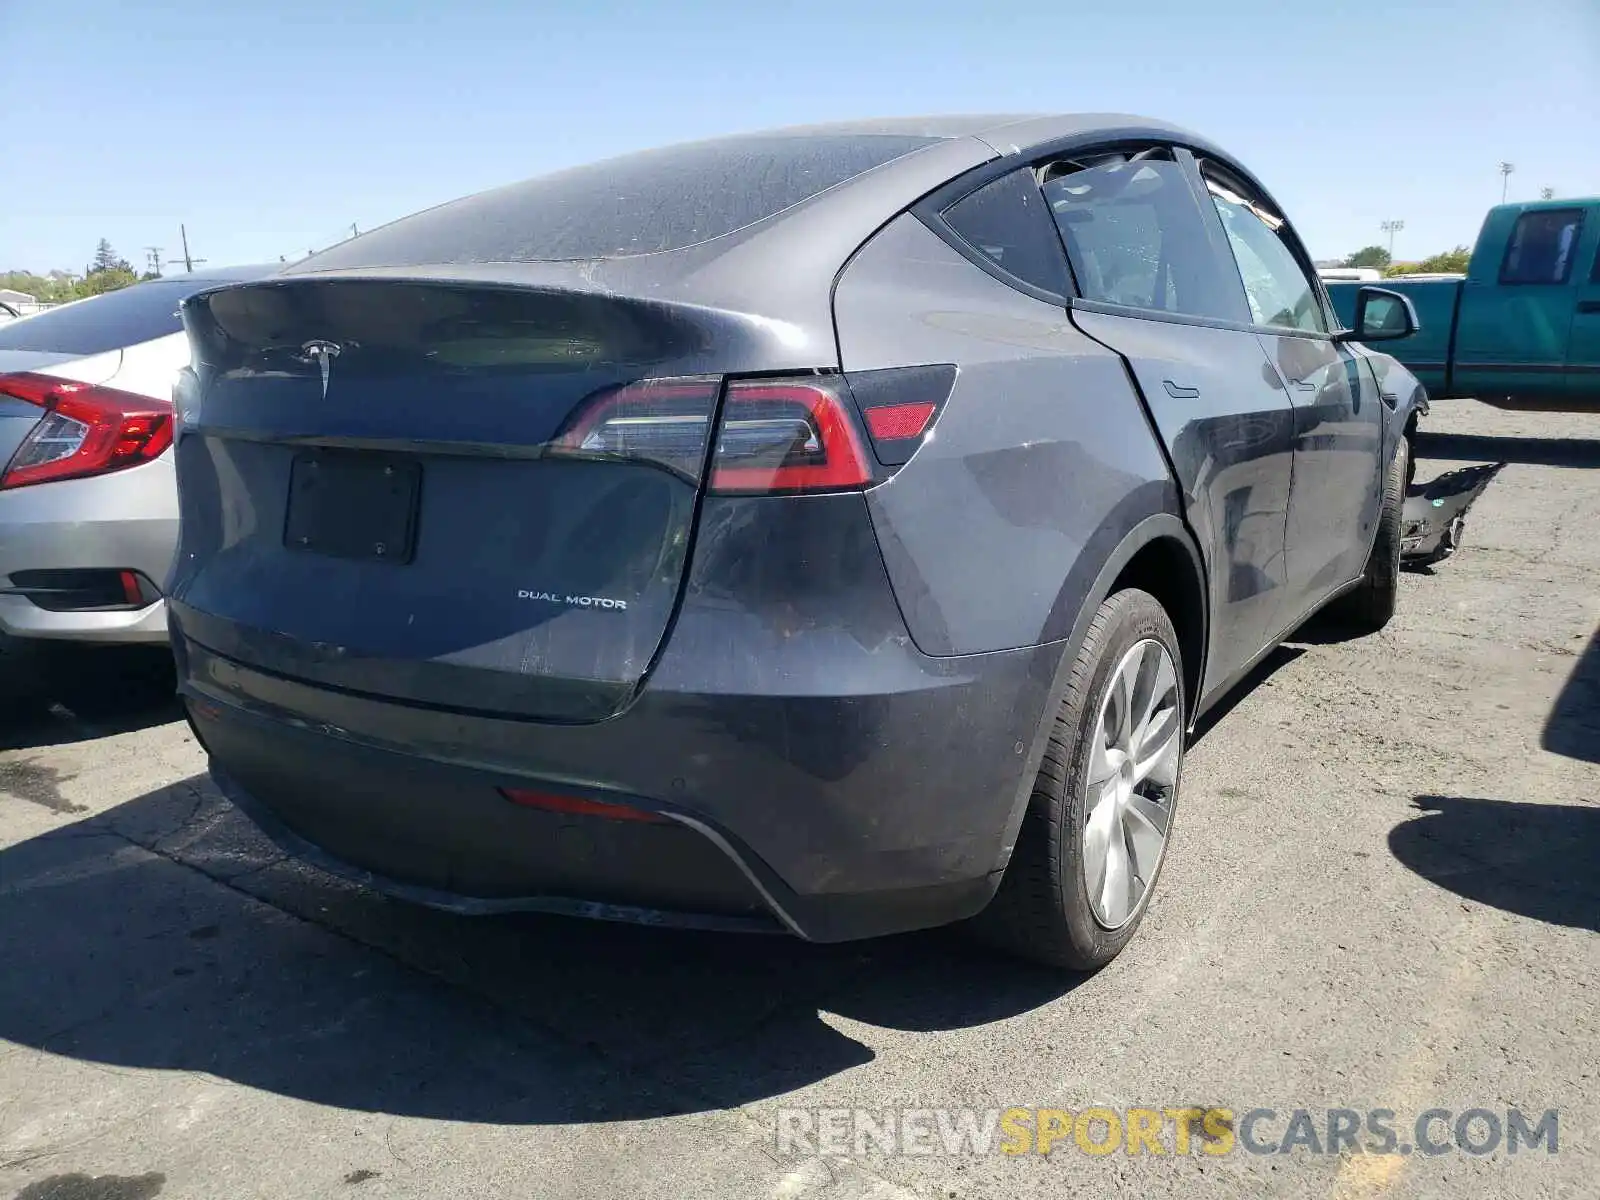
[173,279,955,722]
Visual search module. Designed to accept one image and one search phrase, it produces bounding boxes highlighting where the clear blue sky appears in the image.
[2,0,1596,274]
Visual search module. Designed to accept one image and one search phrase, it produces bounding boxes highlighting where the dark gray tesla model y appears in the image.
[170,115,1424,968]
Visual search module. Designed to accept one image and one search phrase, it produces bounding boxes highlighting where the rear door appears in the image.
[1039,148,1298,691]
[1198,162,1384,606]
[1565,213,1600,404]
[1456,205,1586,406]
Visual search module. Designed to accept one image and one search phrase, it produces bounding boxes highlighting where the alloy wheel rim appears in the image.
[1083,638,1182,930]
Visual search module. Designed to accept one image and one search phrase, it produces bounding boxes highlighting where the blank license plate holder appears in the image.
[283,453,421,564]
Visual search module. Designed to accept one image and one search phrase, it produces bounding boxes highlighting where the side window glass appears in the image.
[1500,209,1585,285]
[940,169,1071,297]
[1038,153,1242,323]
[1203,171,1327,334]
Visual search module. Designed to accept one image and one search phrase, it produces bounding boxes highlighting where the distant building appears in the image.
[0,287,53,316]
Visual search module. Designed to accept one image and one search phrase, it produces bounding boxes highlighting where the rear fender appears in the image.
[990,512,1208,875]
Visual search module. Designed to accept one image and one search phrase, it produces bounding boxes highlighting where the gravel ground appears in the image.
[0,399,1595,1200]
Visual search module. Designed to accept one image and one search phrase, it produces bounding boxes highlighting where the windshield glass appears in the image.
[0,279,200,354]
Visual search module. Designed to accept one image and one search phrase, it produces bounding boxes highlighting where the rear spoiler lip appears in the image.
[179,272,838,376]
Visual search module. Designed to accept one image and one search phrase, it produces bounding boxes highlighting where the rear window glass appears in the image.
[300,134,939,268]
[1499,208,1585,285]
[0,279,196,354]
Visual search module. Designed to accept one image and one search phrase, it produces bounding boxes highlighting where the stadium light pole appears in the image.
[1380,219,1405,258]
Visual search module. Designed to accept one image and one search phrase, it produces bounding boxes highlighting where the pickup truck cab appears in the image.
[1327,198,1600,410]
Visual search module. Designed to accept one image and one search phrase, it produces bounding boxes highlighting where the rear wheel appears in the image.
[971,589,1185,970]
[0,633,61,704]
[1331,436,1408,632]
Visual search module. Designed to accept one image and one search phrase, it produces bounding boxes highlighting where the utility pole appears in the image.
[350,223,359,239]
[1499,162,1515,204]
[179,224,207,273]
[1540,187,1555,201]
[1380,219,1404,258]
[144,246,165,276]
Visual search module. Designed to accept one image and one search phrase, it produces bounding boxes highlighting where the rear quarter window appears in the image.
[300,134,941,269]
[0,280,197,355]
[939,168,1071,297]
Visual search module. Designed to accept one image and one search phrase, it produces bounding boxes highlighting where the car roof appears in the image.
[283,113,1221,279]
[164,263,284,287]
[676,113,1207,151]
[249,115,1243,369]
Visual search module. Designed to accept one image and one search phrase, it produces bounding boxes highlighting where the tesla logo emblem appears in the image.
[299,340,342,399]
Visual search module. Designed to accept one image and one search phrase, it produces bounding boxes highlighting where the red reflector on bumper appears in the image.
[119,570,143,606]
[498,788,667,823]
[863,401,936,441]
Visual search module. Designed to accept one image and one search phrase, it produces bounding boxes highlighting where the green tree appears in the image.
[1415,245,1472,274]
[0,271,50,301]
[81,239,137,297]
[89,239,131,275]
[1345,245,1392,269]
[78,266,136,296]
[1385,246,1472,277]
[0,269,83,304]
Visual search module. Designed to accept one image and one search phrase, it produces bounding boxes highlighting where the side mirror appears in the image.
[1341,286,1418,342]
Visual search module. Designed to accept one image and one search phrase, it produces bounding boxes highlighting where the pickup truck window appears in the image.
[1038,152,1240,323]
[1499,209,1585,285]
[1203,172,1328,336]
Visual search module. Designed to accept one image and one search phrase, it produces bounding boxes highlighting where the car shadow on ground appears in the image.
[1190,645,1305,743]
[1543,625,1600,764]
[0,646,181,752]
[1389,795,1600,933]
[1413,430,1600,469]
[0,777,1084,1127]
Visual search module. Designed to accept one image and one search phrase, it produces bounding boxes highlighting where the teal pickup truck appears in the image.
[1327,198,1600,410]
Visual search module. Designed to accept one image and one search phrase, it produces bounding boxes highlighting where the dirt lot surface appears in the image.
[1,399,1595,1200]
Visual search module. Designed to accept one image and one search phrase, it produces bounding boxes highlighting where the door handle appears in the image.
[1292,379,1316,392]
[1577,300,1600,314]
[1162,380,1200,400]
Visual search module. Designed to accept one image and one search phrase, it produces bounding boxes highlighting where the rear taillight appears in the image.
[0,372,174,490]
[551,377,721,483]
[549,364,957,496]
[709,379,873,495]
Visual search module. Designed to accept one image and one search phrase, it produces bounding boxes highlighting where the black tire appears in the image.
[0,632,52,702]
[1332,436,1408,632]
[969,588,1185,970]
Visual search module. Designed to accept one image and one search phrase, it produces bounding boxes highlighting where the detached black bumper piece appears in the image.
[1402,461,1506,566]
